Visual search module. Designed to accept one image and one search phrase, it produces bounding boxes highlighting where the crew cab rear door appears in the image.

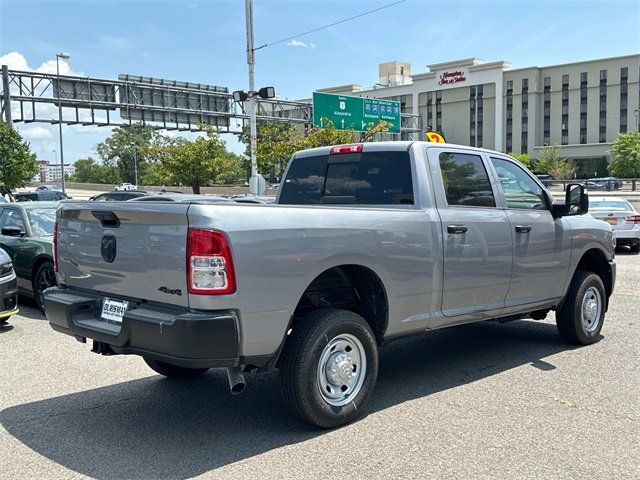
[57,202,190,307]
[426,147,512,317]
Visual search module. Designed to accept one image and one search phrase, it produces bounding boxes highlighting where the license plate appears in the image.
[101,298,129,324]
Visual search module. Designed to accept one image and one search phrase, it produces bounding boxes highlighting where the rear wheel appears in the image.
[280,308,379,428]
[33,261,56,312]
[630,242,640,253]
[144,358,209,379]
[556,271,606,345]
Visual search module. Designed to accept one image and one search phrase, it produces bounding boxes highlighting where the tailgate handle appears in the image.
[92,211,120,228]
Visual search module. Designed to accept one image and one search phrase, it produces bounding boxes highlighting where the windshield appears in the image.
[27,208,57,236]
[589,200,633,211]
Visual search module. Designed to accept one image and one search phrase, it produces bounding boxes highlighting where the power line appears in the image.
[254,0,408,51]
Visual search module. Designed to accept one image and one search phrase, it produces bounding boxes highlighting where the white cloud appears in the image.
[286,39,316,49]
[20,126,53,140]
[0,51,82,76]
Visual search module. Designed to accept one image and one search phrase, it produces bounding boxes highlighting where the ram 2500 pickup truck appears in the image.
[45,142,616,428]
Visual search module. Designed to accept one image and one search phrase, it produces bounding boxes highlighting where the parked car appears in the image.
[586,177,622,191]
[589,196,640,252]
[0,247,18,324]
[0,202,57,310]
[45,142,615,428]
[91,191,148,202]
[128,194,232,203]
[35,185,61,192]
[14,190,69,202]
[115,183,137,191]
[535,174,554,187]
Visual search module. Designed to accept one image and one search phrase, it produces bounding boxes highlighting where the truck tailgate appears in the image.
[57,202,190,307]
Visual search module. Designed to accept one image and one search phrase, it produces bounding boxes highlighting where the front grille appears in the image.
[0,263,13,278]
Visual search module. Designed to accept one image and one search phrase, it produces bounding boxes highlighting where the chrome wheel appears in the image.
[317,333,367,406]
[581,286,602,333]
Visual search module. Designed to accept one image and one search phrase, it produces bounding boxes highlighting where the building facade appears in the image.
[34,160,74,183]
[314,54,640,176]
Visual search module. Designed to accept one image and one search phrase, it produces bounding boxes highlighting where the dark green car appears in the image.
[0,202,58,310]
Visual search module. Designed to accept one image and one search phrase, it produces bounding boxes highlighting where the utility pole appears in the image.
[56,52,70,194]
[245,0,258,194]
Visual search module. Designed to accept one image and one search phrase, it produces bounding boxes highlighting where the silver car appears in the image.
[589,197,640,252]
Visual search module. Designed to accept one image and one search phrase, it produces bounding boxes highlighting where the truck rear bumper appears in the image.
[44,287,240,368]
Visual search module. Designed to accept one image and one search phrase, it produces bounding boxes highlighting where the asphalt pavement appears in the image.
[0,253,638,479]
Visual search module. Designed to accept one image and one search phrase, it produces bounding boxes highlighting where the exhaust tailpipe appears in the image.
[226,367,246,395]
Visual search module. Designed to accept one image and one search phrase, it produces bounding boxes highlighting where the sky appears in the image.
[0,0,639,163]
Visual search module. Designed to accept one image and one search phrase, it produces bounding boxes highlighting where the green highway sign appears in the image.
[312,91,401,133]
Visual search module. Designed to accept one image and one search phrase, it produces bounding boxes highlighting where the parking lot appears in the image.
[0,252,636,479]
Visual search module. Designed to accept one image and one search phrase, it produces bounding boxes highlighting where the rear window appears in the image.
[589,200,633,211]
[15,193,38,202]
[278,151,414,205]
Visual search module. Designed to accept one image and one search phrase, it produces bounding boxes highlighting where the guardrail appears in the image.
[548,179,640,192]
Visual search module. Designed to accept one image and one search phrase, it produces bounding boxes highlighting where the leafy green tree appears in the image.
[609,131,640,177]
[70,157,120,184]
[0,121,39,195]
[508,152,533,170]
[154,128,242,193]
[535,145,576,180]
[96,125,162,184]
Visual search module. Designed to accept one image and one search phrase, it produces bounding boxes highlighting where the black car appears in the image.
[0,248,18,324]
[14,191,69,202]
[90,191,148,201]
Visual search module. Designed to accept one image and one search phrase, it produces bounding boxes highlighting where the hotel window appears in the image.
[599,70,607,142]
[580,72,587,144]
[476,85,483,147]
[506,81,513,151]
[436,91,442,134]
[426,92,433,130]
[620,67,628,133]
[521,78,528,153]
[561,74,569,145]
[469,86,476,146]
[543,76,551,145]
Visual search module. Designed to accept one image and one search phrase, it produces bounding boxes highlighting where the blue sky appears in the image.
[1,0,639,162]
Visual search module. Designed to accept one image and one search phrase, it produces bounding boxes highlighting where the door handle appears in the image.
[447,224,468,234]
[515,225,532,233]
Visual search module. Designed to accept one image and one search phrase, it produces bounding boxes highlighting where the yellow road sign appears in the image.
[426,131,445,143]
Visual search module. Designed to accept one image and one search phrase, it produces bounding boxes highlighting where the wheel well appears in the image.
[575,249,613,299]
[31,256,53,282]
[290,265,388,345]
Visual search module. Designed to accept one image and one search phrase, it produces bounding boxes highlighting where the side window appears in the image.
[94,194,108,202]
[0,209,26,232]
[490,157,547,210]
[438,152,496,207]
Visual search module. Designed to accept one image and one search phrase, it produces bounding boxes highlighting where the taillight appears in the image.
[53,221,59,272]
[330,144,363,155]
[624,215,640,224]
[187,229,236,295]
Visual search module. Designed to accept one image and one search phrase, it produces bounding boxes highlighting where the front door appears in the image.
[488,156,571,306]
[428,149,512,317]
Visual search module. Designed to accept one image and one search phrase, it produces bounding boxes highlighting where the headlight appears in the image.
[0,263,13,278]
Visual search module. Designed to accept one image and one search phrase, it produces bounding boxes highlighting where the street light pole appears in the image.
[56,52,70,194]
[245,0,258,194]
[634,109,640,132]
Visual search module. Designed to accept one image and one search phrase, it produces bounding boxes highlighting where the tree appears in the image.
[535,145,576,180]
[96,125,163,184]
[507,152,533,170]
[155,128,242,193]
[0,121,39,195]
[609,131,640,177]
[70,157,120,184]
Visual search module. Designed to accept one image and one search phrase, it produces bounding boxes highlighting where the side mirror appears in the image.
[552,183,588,218]
[1,226,25,237]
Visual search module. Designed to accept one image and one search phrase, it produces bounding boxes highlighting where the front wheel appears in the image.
[33,261,56,312]
[556,271,606,345]
[280,308,379,428]
[144,358,209,379]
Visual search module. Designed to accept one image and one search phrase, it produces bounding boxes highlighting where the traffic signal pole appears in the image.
[245,0,259,194]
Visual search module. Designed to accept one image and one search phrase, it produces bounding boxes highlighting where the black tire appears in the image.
[279,308,379,429]
[0,317,9,325]
[630,242,640,253]
[144,358,209,379]
[556,271,606,345]
[32,261,56,312]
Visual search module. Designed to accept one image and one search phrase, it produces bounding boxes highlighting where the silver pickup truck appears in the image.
[45,142,616,428]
